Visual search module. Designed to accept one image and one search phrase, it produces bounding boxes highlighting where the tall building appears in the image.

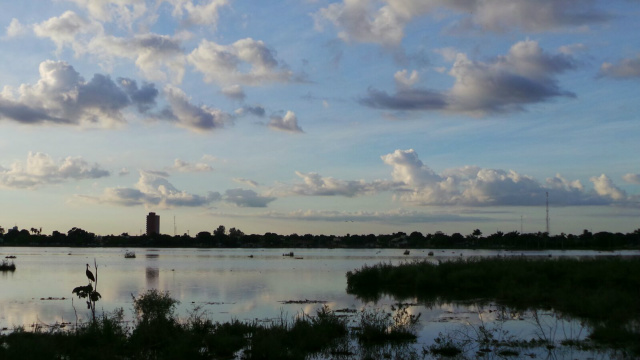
[146,212,160,235]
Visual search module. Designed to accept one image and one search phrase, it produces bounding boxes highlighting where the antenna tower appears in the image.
[545,192,550,234]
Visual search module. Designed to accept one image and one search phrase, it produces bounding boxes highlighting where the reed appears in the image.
[346,256,640,353]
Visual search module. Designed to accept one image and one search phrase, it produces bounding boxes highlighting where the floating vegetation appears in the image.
[0,259,15,271]
[279,299,328,304]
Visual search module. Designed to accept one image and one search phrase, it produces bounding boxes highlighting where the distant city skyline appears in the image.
[0,1,639,236]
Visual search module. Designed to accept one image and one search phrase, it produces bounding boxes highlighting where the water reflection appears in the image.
[1,247,638,357]
[145,267,159,288]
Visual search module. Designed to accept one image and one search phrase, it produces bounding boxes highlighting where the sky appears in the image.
[0,0,639,237]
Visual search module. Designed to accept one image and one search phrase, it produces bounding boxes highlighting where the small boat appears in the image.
[283,251,294,257]
[403,250,410,255]
[428,251,434,256]
[124,251,136,259]
[4,255,16,259]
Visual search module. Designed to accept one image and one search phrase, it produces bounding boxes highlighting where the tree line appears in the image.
[1,224,639,249]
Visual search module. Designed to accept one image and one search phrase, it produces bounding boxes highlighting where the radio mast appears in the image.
[545,192,550,234]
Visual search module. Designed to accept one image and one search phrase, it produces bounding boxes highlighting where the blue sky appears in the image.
[0,0,639,237]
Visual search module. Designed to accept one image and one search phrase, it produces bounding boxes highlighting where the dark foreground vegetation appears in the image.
[2,224,640,250]
[0,290,421,360]
[347,256,640,355]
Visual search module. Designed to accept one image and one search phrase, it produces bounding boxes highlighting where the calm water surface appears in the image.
[2,247,637,357]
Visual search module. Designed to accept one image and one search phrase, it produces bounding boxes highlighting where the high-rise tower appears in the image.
[146,212,160,235]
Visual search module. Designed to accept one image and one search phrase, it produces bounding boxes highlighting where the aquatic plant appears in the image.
[0,259,15,271]
[72,260,101,322]
[346,257,640,354]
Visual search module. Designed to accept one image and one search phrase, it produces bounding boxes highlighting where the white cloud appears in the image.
[33,11,100,53]
[590,174,626,201]
[64,0,147,24]
[88,33,186,83]
[599,55,640,80]
[188,38,295,86]
[0,60,157,126]
[233,178,259,187]
[274,171,397,197]
[314,0,407,46]
[5,18,28,38]
[362,40,577,115]
[394,69,419,88]
[221,84,246,101]
[168,0,230,29]
[0,152,109,189]
[170,159,213,172]
[97,170,221,208]
[224,188,275,207]
[253,208,482,224]
[381,149,631,207]
[314,0,610,46]
[268,111,303,133]
[161,85,230,132]
[623,174,640,184]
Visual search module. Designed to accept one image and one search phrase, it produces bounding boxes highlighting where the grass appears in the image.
[0,291,422,360]
[346,256,640,354]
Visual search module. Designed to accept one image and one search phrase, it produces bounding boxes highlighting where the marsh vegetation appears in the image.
[0,289,425,360]
[347,256,640,355]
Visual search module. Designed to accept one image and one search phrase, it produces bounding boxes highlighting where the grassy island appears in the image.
[346,256,640,354]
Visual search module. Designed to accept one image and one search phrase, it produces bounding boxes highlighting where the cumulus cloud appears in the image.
[168,0,230,29]
[0,60,157,126]
[623,174,640,184]
[235,105,266,117]
[268,111,303,133]
[118,78,158,112]
[394,69,419,88]
[5,18,28,38]
[599,55,640,80]
[188,38,295,86]
[170,159,213,172]
[0,152,109,189]
[33,11,99,53]
[224,188,275,207]
[274,171,397,197]
[254,208,485,224]
[590,174,626,201]
[314,0,610,46]
[64,0,147,24]
[97,170,221,208]
[361,40,576,115]
[233,178,259,187]
[88,33,186,82]
[381,149,631,207]
[160,85,230,132]
[221,84,245,101]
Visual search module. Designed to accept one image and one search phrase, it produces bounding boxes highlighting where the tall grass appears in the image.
[2,291,422,360]
[346,256,640,353]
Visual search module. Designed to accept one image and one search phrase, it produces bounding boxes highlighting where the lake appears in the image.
[2,247,637,358]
